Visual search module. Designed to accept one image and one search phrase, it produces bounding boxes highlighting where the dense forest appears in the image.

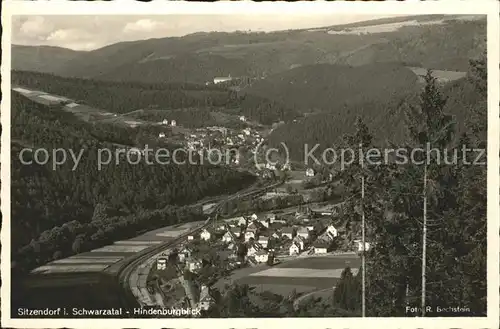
[333,57,487,316]
[203,56,487,317]
[11,92,256,273]
[12,70,297,126]
[267,65,485,160]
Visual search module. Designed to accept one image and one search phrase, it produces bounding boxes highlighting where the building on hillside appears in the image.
[222,231,234,243]
[162,119,169,125]
[171,120,177,127]
[305,168,316,177]
[306,225,315,231]
[259,219,270,228]
[293,235,306,251]
[245,230,256,242]
[255,250,269,263]
[156,257,167,270]
[296,227,309,239]
[354,240,371,252]
[187,234,195,241]
[289,242,300,255]
[231,226,242,238]
[198,285,214,311]
[326,225,339,238]
[158,132,166,138]
[250,213,258,221]
[187,259,202,273]
[200,229,211,241]
[258,235,270,248]
[214,76,233,84]
[179,246,192,262]
[247,243,263,257]
[282,227,294,240]
[237,216,248,227]
[313,241,329,254]
[239,115,247,122]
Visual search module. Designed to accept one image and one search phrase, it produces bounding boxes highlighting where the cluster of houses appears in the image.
[156,124,264,166]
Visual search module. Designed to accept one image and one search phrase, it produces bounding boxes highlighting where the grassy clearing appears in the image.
[279,256,360,270]
[249,268,359,278]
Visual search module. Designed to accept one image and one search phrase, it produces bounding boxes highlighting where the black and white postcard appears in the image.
[1,1,499,328]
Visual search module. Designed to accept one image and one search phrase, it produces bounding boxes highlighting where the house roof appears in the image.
[313,241,329,248]
[297,227,309,234]
[282,227,294,234]
[255,249,268,256]
[289,242,300,249]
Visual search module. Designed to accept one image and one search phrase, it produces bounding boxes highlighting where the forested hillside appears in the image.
[245,63,419,113]
[267,65,484,160]
[12,16,484,83]
[12,71,298,126]
[11,92,256,273]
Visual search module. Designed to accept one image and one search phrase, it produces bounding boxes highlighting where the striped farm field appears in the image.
[91,244,151,253]
[32,264,110,274]
[218,254,360,297]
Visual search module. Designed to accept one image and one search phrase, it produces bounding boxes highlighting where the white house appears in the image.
[313,242,328,254]
[198,285,214,311]
[239,115,247,122]
[258,236,269,248]
[296,227,309,239]
[265,162,277,170]
[158,132,166,138]
[254,250,269,263]
[179,247,192,262]
[187,259,202,273]
[271,231,281,240]
[245,231,256,242]
[200,229,211,241]
[259,219,270,228]
[326,225,339,238]
[247,244,260,256]
[354,240,371,252]
[243,128,251,136]
[171,120,177,127]
[282,228,294,240]
[162,119,169,125]
[187,235,195,241]
[289,242,300,255]
[231,227,242,238]
[267,214,277,222]
[250,213,258,221]
[157,257,167,270]
[305,168,316,177]
[237,217,248,227]
[293,236,305,251]
[222,231,233,243]
[214,76,233,84]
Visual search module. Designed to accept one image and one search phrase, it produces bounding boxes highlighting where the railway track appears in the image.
[116,181,281,312]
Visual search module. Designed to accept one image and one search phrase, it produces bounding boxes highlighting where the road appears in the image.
[115,181,282,311]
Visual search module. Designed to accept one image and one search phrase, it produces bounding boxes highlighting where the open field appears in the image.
[216,255,360,297]
[29,221,202,275]
[249,268,359,278]
[32,264,110,274]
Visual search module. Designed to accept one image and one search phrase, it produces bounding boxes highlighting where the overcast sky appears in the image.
[12,15,396,51]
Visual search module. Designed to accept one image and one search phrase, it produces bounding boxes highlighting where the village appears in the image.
[149,203,371,312]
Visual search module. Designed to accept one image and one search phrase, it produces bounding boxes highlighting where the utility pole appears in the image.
[361,173,366,317]
[421,164,427,316]
[360,143,366,318]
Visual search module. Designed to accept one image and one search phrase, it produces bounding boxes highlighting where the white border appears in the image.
[1,1,499,328]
